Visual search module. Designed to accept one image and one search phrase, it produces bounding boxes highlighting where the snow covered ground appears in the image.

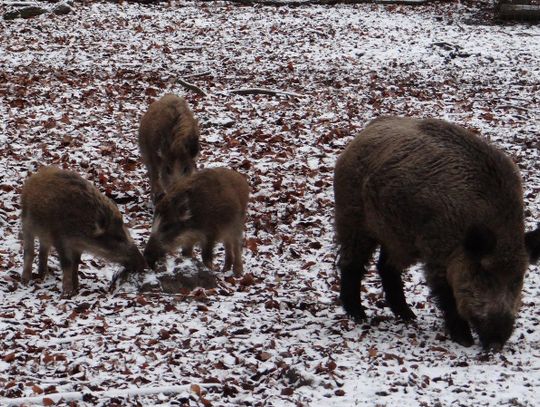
[0,1,539,405]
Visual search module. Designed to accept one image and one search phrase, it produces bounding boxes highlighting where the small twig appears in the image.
[225,88,306,98]
[183,70,212,79]
[0,384,221,406]
[176,46,203,51]
[176,78,208,96]
[497,104,530,113]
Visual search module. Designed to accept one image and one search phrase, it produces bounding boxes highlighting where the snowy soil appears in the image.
[0,1,539,406]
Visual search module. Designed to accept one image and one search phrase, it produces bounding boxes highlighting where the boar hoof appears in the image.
[395,306,416,322]
[61,288,77,298]
[35,271,48,281]
[21,275,31,284]
[343,303,367,322]
[483,341,503,353]
[448,321,474,347]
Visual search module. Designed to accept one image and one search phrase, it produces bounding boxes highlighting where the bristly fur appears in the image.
[138,94,200,203]
[334,116,539,350]
[144,168,250,277]
[20,166,146,297]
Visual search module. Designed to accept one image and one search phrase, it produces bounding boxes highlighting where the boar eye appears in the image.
[165,165,173,175]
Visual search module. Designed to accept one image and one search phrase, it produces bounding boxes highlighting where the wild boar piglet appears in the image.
[144,168,249,276]
[139,93,200,203]
[21,166,146,297]
[334,116,540,351]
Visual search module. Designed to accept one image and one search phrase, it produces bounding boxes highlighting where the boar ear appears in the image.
[525,225,540,264]
[464,225,496,259]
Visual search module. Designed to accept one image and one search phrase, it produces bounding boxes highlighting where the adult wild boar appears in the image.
[334,116,540,351]
[21,166,147,296]
[139,94,200,203]
[144,168,249,276]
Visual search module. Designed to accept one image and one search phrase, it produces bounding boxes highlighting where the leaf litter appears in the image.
[0,0,539,406]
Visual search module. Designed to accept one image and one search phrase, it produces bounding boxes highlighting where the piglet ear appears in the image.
[172,195,191,222]
[187,130,200,158]
[464,225,496,259]
[94,210,110,237]
[525,225,540,264]
[178,201,192,222]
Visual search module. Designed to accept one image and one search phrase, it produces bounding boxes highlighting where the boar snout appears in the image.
[123,244,148,273]
[473,313,514,352]
[144,237,166,269]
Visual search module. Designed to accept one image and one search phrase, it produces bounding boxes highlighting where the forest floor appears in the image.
[0,0,539,406]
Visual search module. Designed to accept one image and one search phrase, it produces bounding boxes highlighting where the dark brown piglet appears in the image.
[138,94,200,203]
[144,168,249,276]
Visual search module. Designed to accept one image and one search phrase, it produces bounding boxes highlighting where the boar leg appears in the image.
[377,248,416,321]
[202,238,216,270]
[146,162,164,204]
[37,242,51,278]
[338,236,377,322]
[426,264,474,347]
[223,241,233,273]
[223,237,243,276]
[55,241,79,297]
[21,229,35,283]
[231,234,244,277]
[72,252,81,291]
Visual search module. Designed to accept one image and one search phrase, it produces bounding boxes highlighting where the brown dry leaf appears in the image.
[122,160,138,172]
[5,381,16,389]
[281,387,294,396]
[246,238,258,253]
[32,385,44,394]
[239,274,255,287]
[197,304,209,312]
[159,329,171,340]
[9,99,25,108]
[43,398,55,406]
[368,347,378,358]
[145,87,158,97]
[257,351,272,362]
[191,384,202,396]
[43,118,56,129]
[43,353,55,364]
[201,398,212,407]
[136,295,149,306]
[60,135,73,147]
[264,300,279,310]
[3,352,16,362]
